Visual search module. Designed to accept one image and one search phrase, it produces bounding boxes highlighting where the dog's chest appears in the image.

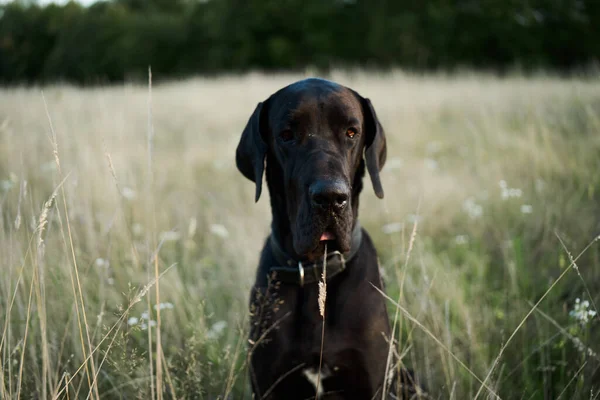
[281,285,364,380]
[302,366,332,395]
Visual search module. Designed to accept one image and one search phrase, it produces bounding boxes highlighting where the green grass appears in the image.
[1,71,599,399]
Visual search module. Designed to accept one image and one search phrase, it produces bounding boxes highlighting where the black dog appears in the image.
[236,78,419,399]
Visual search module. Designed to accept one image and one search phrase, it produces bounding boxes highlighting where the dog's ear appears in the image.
[236,101,268,202]
[361,97,387,199]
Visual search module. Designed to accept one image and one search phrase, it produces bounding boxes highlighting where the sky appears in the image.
[0,0,98,5]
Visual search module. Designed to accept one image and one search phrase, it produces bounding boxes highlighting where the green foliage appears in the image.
[0,0,599,83]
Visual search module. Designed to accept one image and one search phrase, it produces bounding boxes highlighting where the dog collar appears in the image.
[268,222,363,287]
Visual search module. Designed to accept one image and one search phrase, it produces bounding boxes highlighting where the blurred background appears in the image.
[0,0,599,84]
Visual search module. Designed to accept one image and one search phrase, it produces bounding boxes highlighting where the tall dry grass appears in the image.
[1,71,599,399]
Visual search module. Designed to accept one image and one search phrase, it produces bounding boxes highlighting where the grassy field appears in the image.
[1,72,599,399]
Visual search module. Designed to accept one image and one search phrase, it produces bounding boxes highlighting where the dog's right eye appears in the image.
[280,130,294,142]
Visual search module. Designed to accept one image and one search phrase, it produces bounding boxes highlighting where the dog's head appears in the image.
[236,78,386,261]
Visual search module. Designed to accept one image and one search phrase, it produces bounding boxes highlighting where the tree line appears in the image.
[0,0,598,84]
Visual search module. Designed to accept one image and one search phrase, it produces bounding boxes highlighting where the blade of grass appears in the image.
[473,234,600,399]
[42,91,101,400]
[315,243,328,398]
[383,206,419,398]
[372,284,500,399]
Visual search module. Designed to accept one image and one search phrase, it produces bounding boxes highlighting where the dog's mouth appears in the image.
[319,231,336,241]
[317,231,339,254]
[293,201,353,261]
[302,227,349,261]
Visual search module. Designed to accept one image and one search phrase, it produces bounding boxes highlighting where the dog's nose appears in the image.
[310,180,349,210]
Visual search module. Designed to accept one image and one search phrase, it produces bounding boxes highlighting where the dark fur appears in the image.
[237,78,418,399]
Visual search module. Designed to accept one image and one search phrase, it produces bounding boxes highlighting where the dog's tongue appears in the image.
[320,231,336,241]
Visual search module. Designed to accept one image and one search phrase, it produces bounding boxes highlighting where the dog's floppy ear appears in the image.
[361,97,387,199]
[236,101,268,202]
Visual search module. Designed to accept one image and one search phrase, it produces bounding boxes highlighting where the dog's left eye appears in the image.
[280,130,294,142]
[346,128,358,138]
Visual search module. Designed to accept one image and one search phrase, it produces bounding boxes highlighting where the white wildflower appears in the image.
[425,141,442,155]
[139,320,156,331]
[212,159,228,170]
[569,298,597,325]
[382,222,403,235]
[40,161,57,172]
[424,158,438,170]
[535,179,546,192]
[462,197,483,219]
[160,231,181,242]
[132,223,144,236]
[188,217,197,237]
[455,235,469,245]
[95,258,109,268]
[385,157,403,171]
[499,180,523,200]
[128,317,139,326]
[207,321,228,340]
[406,214,422,223]
[210,224,229,238]
[154,302,174,310]
[0,180,13,191]
[121,187,136,200]
[520,204,533,214]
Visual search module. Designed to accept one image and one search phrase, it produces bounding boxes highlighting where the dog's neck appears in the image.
[266,158,366,259]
